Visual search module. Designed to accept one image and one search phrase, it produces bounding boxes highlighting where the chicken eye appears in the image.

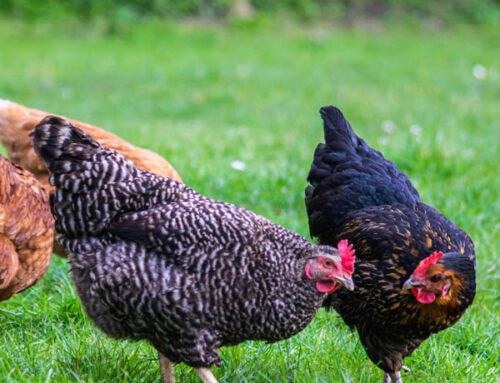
[323,259,334,268]
[429,274,443,283]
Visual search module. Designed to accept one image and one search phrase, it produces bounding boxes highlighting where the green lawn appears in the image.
[0,17,498,383]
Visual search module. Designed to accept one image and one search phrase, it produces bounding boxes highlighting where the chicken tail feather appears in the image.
[32,116,141,237]
[306,106,421,240]
[31,116,99,165]
[320,106,360,150]
[32,116,139,193]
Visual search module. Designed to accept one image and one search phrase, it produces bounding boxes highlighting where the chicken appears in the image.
[0,98,181,257]
[305,106,476,383]
[0,155,54,302]
[31,116,356,383]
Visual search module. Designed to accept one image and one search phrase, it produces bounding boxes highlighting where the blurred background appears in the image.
[0,1,498,382]
[0,0,498,24]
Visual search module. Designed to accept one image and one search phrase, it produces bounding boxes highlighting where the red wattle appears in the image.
[316,280,338,294]
[412,288,436,304]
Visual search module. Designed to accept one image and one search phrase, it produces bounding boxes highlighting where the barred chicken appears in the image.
[31,116,355,383]
[0,155,54,301]
[0,98,181,257]
[305,106,476,383]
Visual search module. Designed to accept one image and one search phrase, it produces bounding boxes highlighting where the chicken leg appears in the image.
[194,367,218,383]
[158,353,176,383]
[158,353,218,383]
[383,371,402,383]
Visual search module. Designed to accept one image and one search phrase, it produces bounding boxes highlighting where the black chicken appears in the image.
[305,106,476,383]
[31,116,355,383]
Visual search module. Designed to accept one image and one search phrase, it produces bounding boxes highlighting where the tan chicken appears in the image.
[0,99,182,256]
[0,155,54,301]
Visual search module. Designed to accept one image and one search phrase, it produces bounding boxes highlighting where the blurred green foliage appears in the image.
[0,0,498,24]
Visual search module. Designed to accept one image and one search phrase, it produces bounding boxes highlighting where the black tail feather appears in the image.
[305,106,421,239]
[320,106,359,151]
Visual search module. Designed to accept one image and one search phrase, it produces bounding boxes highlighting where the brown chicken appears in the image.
[0,99,182,256]
[0,155,54,301]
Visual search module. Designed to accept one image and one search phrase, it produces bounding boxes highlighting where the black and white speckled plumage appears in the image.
[305,106,476,377]
[32,116,342,368]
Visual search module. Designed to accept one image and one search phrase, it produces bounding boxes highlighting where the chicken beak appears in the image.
[402,277,425,290]
[338,275,355,291]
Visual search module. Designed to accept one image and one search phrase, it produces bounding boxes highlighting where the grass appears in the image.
[0,17,498,383]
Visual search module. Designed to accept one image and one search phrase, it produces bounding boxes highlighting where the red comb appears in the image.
[337,239,356,275]
[413,251,444,278]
